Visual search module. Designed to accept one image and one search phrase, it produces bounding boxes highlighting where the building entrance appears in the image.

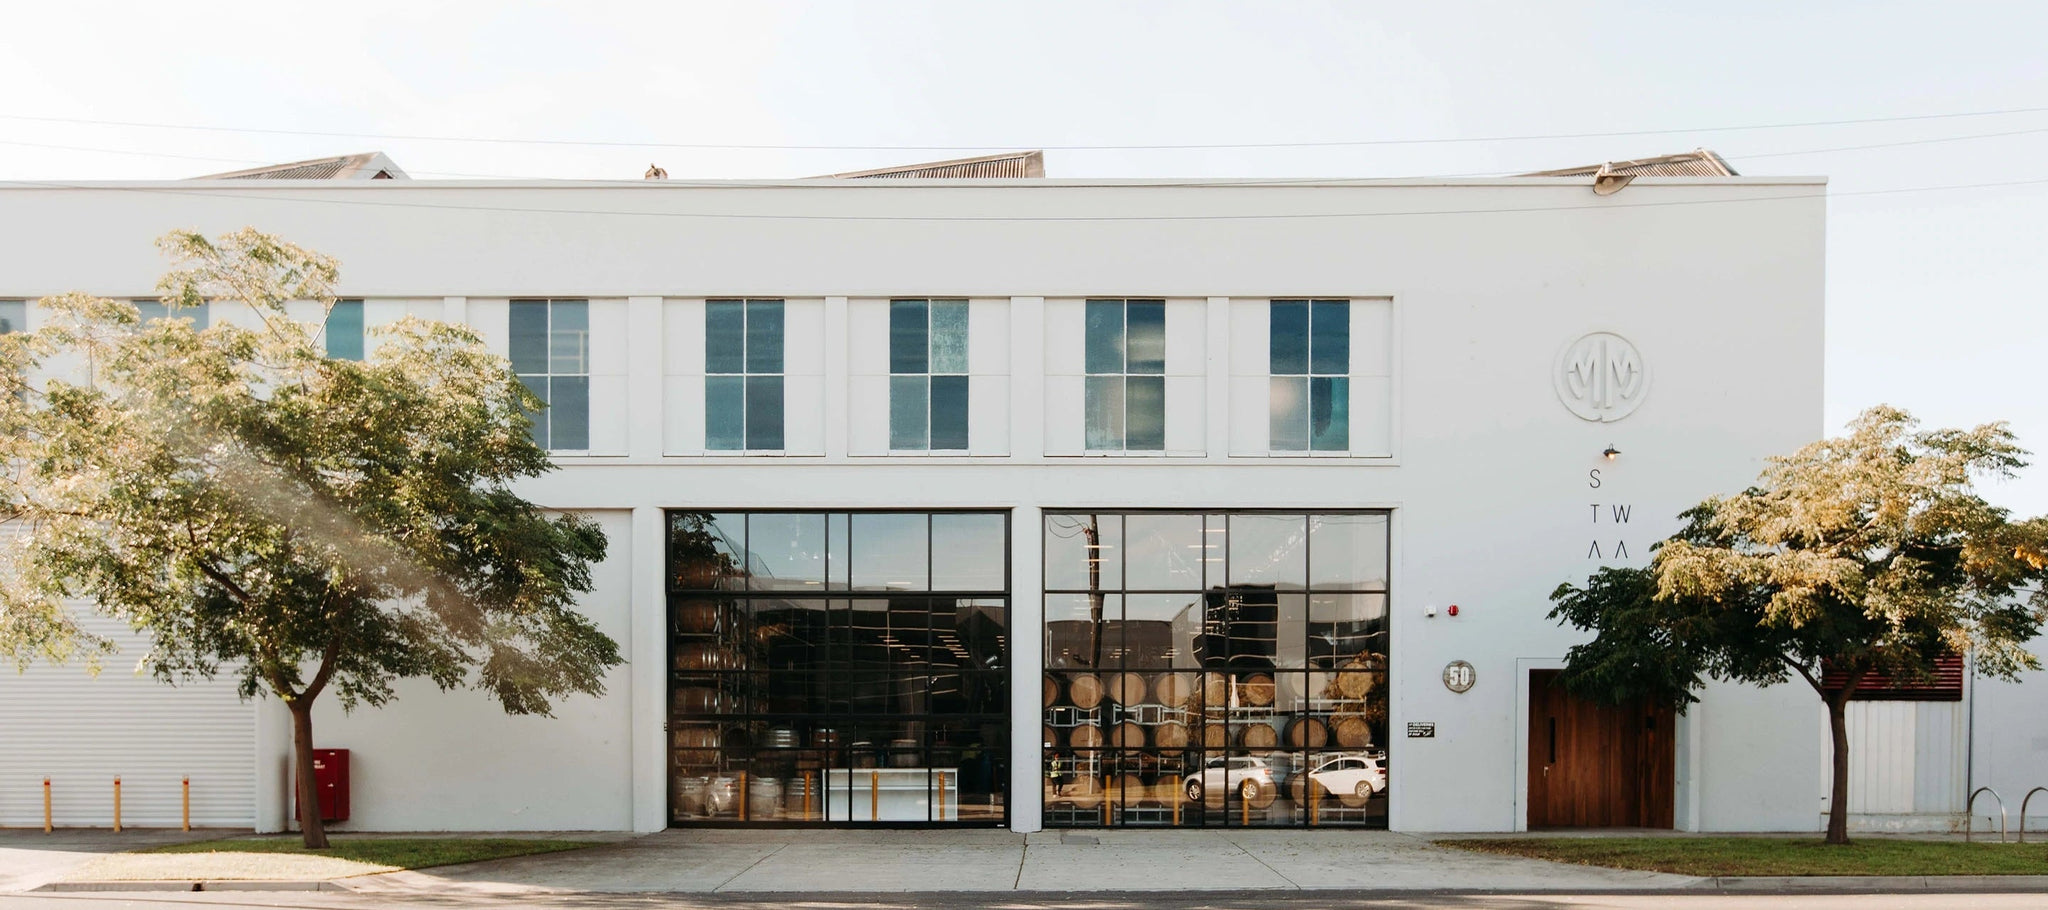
[666,510,1010,826]
[1527,670,1674,828]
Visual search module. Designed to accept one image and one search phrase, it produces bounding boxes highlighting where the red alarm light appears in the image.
[1447,604,1460,617]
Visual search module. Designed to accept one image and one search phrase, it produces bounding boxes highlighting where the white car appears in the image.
[1293,753,1387,807]
[1186,755,1278,806]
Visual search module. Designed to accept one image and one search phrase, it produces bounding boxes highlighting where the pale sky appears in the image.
[4,1,2045,514]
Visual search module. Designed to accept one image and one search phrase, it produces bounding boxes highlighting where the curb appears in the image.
[1709,875,2048,892]
[36,880,347,892]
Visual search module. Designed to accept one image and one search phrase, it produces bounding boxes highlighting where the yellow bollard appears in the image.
[937,772,947,821]
[182,776,191,831]
[42,777,51,833]
[870,770,880,821]
[112,777,121,832]
[1172,775,1182,826]
[1310,781,1319,826]
[1240,787,1249,827]
[739,771,748,821]
[1101,775,1111,825]
[804,771,814,821]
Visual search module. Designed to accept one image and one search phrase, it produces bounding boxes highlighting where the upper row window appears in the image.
[0,300,23,334]
[511,298,590,451]
[705,299,784,452]
[1270,299,1349,452]
[891,299,969,452]
[324,299,365,361]
[1084,298,1165,452]
[134,299,210,330]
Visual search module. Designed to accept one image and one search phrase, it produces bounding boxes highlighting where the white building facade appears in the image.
[4,174,2021,837]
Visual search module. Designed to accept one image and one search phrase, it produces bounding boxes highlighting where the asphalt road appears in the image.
[3,891,2047,910]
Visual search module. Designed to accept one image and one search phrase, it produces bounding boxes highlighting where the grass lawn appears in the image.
[1445,836,2048,877]
[63,836,601,881]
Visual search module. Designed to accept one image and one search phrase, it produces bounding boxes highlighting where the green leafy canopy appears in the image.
[1550,405,2048,709]
[0,229,621,715]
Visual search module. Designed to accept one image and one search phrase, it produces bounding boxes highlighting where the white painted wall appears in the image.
[0,177,1838,833]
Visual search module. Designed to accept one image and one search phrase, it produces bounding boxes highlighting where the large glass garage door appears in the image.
[1042,510,1390,828]
[668,510,1009,826]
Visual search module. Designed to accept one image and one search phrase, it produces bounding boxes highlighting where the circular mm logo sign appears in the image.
[1554,332,1649,422]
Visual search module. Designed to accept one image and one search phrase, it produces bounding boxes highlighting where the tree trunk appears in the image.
[1825,693,1851,845]
[289,700,330,849]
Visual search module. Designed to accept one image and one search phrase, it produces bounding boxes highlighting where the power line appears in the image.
[10,175,2045,223]
[2,105,2046,152]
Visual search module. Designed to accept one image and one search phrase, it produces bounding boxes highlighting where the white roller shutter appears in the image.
[0,614,255,828]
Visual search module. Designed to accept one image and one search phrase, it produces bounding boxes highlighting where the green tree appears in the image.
[1549,406,2048,845]
[0,230,622,847]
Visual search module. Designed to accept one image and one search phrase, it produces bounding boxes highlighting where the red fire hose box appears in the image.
[295,748,350,823]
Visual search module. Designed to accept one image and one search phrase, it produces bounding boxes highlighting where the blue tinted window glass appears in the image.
[0,301,22,334]
[1126,376,1165,451]
[134,300,168,324]
[325,300,364,361]
[930,375,970,450]
[890,300,928,374]
[1270,377,1309,451]
[549,300,589,374]
[1310,376,1349,452]
[1084,376,1124,450]
[1310,300,1349,375]
[1270,300,1309,375]
[850,513,929,592]
[890,375,929,450]
[1084,300,1123,374]
[518,374,550,449]
[705,301,744,374]
[509,300,550,373]
[705,376,745,450]
[745,300,784,374]
[550,376,590,450]
[1127,301,1165,375]
[929,300,969,373]
[745,375,784,450]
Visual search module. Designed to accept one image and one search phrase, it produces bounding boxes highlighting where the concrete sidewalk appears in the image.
[0,829,228,893]
[343,828,1697,894]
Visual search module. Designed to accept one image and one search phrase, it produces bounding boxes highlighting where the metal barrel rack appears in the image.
[2019,787,2048,844]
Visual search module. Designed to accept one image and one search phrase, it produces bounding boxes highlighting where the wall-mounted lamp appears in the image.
[1602,445,1621,461]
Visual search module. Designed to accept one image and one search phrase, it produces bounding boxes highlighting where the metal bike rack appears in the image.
[1966,786,2007,843]
[2020,787,2048,844]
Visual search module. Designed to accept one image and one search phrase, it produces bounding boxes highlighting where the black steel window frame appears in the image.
[666,508,1013,829]
[1040,508,1391,829]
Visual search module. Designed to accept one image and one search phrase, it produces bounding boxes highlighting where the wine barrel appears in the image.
[674,601,730,634]
[1237,723,1279,752]
[1332,714,1373,748]
[673,642,739,671]
[1201,723,1228,750]
[1152,672,1197,708]
[1108,671,1149,706]
[1069,723,1105,749]
[1285,716,1331,749]
[1043,725,1059,748]
[1118,773,1160,807]
[672,725,719,750]
[1240,674,1276,707]
[673,686,729,715]
[1334,664,1380,699]
[1068,674,1105,709]
[1152,720,1191,749]
[1042,675,1059,708]
[1203,671,1231,707]
[1110,721,1147,749]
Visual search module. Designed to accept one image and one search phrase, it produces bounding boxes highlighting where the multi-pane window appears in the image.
[0,300,23,335]
[1084,299,1165,451]
[1269,300,1349,452]
[705,299,785,452]
[667,510,1010,825]
[890,299,969,451]
[1042,510,1390,829]
[324,299,365,361]
[134,299,210,329]
[510,298,590,451]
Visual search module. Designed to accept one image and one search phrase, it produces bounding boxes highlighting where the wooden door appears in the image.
[1527,670,1674,828]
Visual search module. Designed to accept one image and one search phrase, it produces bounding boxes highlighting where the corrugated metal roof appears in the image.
[1521,149,1737,178]
[194,151,408,180]
[817,150,1046,179]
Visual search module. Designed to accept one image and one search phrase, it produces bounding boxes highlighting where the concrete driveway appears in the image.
[0,829,230,892]
[345,828,1699,894]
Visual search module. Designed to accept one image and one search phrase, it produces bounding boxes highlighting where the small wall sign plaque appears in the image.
[1443,660,1476,694]
[1407,722,1436,738]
